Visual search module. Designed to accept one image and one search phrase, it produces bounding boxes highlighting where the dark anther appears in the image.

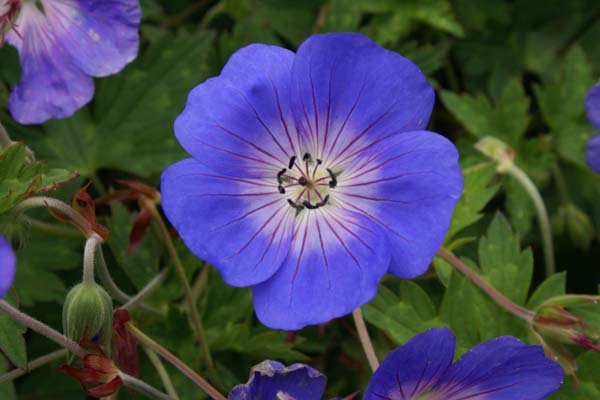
[287,199,305,211]
[288,156,296,169]
[316,159,323,165]
[318,195,330,207]
[302,152,311,161]
[278,185,286,194]
[298,176,308,186]
[302,200,319,210]
[277,168,287,184]
[327,168,337,188]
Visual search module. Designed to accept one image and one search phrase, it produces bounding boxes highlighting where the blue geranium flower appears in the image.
[161,33,463,330]
[365,328,563,400]
[0,0,141,124]
[0,235,16,298]
[228,360,326,400]
[585,83,600,174]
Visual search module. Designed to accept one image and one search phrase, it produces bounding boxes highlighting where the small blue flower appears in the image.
[585,83,600,174]
[0,234,16,298]
[1,0,141,124]
[364,328,563,400]
[228,360,326,400]
[161,33,463,329]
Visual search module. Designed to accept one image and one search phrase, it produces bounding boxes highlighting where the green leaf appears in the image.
[534,47,595,167]
[446,162,499,241]
[363,283,443,345]
[0,295,27,369]
[550,351,600,399]
[440,79,530,146]
[0,144,77,214]
[527,272,566,309]
[0,360,17,400]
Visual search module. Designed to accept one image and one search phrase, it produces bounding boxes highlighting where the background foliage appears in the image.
[0,0,599,398]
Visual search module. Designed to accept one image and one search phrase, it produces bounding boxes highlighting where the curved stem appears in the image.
[144,200,213,370]
[438,248,535,321]
[505,164,555,277]
[0,300,86,358]
[122,269,168,312]
[96,246,162,314]
[119,372,171,400]
[83,235,100,285]
[25,217,80,238]
[127,323,226,400]
[352,308,379,372]
[0,349,68,384]
[13,197,91,238]
[143,347,180,400]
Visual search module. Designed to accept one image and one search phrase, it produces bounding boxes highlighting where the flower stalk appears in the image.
[126,322,226,400]
[143,199,213,370]
[82,234,101,285]
[437,248,535,321]
[475,137,555,277]
[0,349,68,384]
[352,307,379,372]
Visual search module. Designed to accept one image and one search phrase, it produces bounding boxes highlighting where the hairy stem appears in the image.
[13,197,91,238]
[144,200,213,370]
[122,269,168,312]
[506,163,555,277]
[0,300,86,358]
[119,372,171,400]
[25,217,80,238]
[82,235,101,285]
[0,349,68,384]
[127,323,226,400]
[352,308,379,372]
[144,347,181,400]
[438,248,535,321]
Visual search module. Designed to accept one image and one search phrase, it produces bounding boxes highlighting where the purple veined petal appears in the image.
[228,360,326,400]
[364,328,455,400]
[586,134,600,174]
[253,207,391,330]
[335,131,463,279]
[585,83,600,129]
[0,235,16,298]
[39,0,141,77]
[6,2,94,124]
[289,33,434,167]
[431,336,563,400]
[160,159,295,287]
[175,44,299,179]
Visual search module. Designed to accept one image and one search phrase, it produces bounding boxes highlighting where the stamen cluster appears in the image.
[0,0,20,46]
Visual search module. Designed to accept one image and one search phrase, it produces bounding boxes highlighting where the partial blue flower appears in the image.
[161,33,463,330]
[585,83,600,174]
[1,0,141,124]
[0,235,16,298]
[228,360,326,400]
[364,328,563,400]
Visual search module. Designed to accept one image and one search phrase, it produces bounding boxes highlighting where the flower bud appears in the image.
[552,204,594,250]
[63,283,113,361]
[474,136,515,172]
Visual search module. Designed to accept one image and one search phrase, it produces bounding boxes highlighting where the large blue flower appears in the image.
[1,0,141,124]
[364,328,563,400]
[0,234,16,298]
[161,33,463,330]
[585,83,600,174]
[228,360,326,400]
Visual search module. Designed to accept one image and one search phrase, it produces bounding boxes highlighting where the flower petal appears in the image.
[289,33,434,166]
[175,44,298,178]
[585,83,600,129]
[39,0,141,77]
[0,235,16,298]
[586,134,600,174]
[228,360,326,400]
[253,208,390,330]
[160,159,294,287]
[7,3,93,124]
[433,337,563,400]
[336,131,463,278]
[364,328,455,400]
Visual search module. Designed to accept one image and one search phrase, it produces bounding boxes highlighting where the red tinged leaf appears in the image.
[113,309,139,378]
[85,376,124,398]
[129,207,152,252]
[56,365,104,384]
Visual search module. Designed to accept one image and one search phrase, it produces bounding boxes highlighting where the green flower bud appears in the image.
[63,283,113,362]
